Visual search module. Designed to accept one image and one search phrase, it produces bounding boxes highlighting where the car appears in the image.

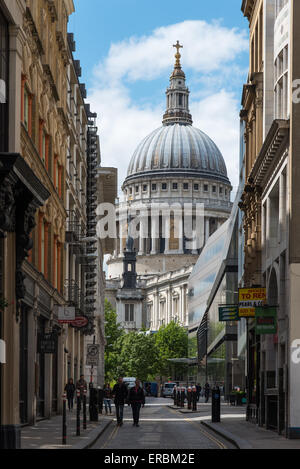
[161,382,177,398]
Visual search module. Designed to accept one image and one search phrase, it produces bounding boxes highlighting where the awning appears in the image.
[167,357,198,365]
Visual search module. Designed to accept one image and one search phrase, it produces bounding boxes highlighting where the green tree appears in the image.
[104,299,125,382]
[115,331,159,382]
[155,321,188,377]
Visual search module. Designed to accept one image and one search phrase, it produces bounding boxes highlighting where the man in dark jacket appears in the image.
[112,377,128,426]
[128,379,145,427]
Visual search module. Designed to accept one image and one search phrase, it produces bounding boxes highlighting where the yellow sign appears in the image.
[238,288,266,318]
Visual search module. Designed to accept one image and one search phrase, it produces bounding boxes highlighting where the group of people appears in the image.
[64,375,87,411]
[64,376,145,427]
[110,377,145,427]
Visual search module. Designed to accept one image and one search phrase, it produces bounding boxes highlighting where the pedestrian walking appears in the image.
[103,383,113,415]
[128,379,145,427]
[64,378,75,411]
[112,377,128,426]
[196,384,202,402]
[204,382,210,403]
[76,375,87,398]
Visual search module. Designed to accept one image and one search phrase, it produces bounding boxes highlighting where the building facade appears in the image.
[188,188,244,395]
[240,0,300,438]
[0,0,114,448]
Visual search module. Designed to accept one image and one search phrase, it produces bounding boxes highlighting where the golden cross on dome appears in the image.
[173,40,183,67]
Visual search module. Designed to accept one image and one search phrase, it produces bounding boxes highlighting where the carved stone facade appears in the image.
[240,0,300,439]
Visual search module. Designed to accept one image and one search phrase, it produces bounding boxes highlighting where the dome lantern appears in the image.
[162,41,193,126]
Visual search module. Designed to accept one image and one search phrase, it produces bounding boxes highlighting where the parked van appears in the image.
[123,377,136,389]
[161,382,177,398]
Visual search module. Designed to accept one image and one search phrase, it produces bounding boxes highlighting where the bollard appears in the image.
[180,387,185,408]
[89,387,99,422]
[187,387,192,410]
[83,389,87,430]
[76,389,81,436]
[211,387,221,423]
[62,392,67,445]
[192,386,197,411]
[177,388,181,407]
[173,386,177,406]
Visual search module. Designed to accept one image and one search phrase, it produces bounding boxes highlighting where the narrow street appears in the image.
[91,397,234,450]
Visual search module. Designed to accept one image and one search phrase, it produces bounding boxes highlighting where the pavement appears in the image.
[21,406,113,449]
[170,399,300,449]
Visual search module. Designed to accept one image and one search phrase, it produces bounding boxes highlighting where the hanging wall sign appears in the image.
[238,288,266,318]
[57,306,75,324]
[70,316,89,328]
[37,332,57,354]
[255,307,277,335]
[218,306,239,322]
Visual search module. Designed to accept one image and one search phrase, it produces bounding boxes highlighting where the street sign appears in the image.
[70,316,89,328]
[57,306,75,324]
[238,287,266,317]
[38,332,57,354]
[218,306,239,322]
[86,344,100,366]
[255,307,277,334]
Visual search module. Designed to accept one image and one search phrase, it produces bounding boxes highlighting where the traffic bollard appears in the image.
[62,392,67,445]
[180,387,185,408]
[83,389,87,430]
[76,389,81,436]
[187,387,192,410]
[211,387,221,423]
[89,386,99,421]
[192,386,197,411]
[173,386,177,406]
[177,388,181,407]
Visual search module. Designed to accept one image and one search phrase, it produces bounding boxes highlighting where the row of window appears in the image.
[127,182,228,196]
[28,214,62,293]
[22,77,63,199]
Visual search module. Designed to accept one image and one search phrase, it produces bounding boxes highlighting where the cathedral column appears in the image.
[151,216,159,255]
[164,217,170,254]
[178,217,184,254]
[205,217,210,242]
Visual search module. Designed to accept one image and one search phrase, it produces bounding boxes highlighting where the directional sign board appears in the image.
[238,288,266,318]
[86,344,100,366]
[218,306,239,322]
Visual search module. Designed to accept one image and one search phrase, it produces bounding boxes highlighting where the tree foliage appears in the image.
[154,321,188,377]
[104,299,125,382]
[115,332,158,382]
[104,302,188,382]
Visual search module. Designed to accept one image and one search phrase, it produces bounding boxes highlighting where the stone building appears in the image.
[107,44,232,281]
[240,0,300,438]
[0,0,115,448]
[106,45,232,332]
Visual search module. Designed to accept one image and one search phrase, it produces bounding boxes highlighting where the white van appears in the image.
[161,382,177,398]
[123,377,136,389]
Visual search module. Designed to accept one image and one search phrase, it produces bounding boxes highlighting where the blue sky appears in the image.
[69,0,249,193]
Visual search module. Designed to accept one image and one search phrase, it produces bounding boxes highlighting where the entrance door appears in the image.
[19,305,28,423]
[36,317,45,417]
[52,330,58,412]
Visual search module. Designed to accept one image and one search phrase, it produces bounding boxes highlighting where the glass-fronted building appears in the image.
[188,185,244,396]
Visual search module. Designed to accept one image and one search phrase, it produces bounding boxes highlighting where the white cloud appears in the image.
[88,20,247,196]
